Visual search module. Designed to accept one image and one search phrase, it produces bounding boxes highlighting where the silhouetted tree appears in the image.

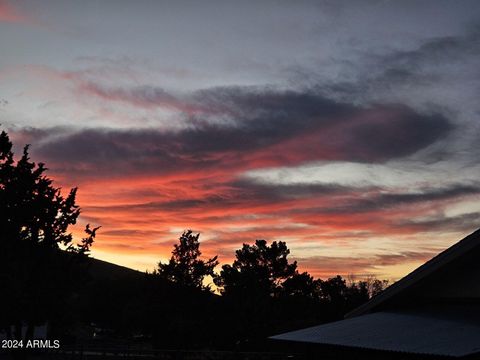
[0,130,98,342]
[214,239,297,297]
[365,276,389,298]
[320,275,347,303]
[70,223,101,255]
[318,275,387,319]
[345,280,370,310]
[281,271,320,298]
[157,230,218,291]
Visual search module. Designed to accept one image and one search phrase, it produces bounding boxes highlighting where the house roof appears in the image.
[271,305,480,357]
[271,228,480,357]
[347,228,480,318]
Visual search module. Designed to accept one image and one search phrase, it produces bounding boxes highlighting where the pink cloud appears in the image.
[0,0,28,24]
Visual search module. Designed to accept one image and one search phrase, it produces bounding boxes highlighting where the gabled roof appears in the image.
[346,228,480,318]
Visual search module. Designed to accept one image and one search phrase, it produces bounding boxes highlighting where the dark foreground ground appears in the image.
[0,348,301,360]
[1,346,470,360]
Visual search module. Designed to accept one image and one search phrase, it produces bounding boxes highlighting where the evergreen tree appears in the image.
[214,239,297,297]
[0,130,98,340]
[157,230,218,291]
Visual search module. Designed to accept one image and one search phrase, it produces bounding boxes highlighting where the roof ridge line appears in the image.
[345,228,480,318]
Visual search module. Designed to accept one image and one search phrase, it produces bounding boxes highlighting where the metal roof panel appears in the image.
[271,309,480,357]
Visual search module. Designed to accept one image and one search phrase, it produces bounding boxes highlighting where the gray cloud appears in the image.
[29,86,453,178]
[393,212,480,232]
[381,29,480,70]
[282,184,480,216]
[228,179,348,202]
[310,26,480,167]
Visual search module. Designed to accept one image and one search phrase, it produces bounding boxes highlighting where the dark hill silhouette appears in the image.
[66,256,222,350]
[87,257,145,282]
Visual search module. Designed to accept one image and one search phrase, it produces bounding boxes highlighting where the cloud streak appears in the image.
[293,249,440,278]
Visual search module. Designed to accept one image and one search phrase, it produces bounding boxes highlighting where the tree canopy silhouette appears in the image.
[0,129,98,340]
[157,230,218,291]
[281,271,320,298]
[214,239,298,297]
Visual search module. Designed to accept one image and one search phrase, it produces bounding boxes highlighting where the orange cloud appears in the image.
[54,163,479,280]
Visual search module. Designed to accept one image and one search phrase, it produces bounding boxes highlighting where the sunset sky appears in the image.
[1,0,480,280]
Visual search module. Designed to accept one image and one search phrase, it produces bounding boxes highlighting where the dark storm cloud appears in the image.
[33,85,453,177]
